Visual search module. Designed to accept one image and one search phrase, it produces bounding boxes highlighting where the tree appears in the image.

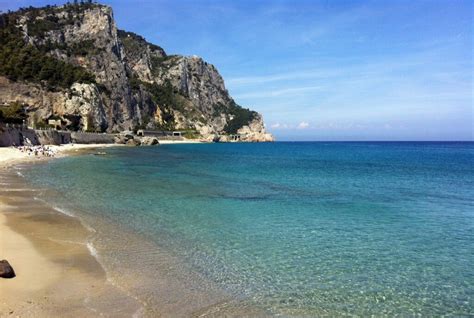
[0,14,96,90]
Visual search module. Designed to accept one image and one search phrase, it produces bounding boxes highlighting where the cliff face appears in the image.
[0,3,274,141]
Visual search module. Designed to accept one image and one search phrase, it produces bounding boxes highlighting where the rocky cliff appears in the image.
[0,3,274,142]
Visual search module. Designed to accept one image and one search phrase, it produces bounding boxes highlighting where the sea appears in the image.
[20,142,474,316]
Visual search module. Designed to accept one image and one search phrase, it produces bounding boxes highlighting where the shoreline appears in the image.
[0,141,244,317]
[0,143,122,168]
[0,144,145,316]
[0,139,206,167]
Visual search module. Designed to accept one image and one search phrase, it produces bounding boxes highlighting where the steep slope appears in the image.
[0,3,273,141]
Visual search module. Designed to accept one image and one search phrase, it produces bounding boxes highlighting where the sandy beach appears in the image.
[0,144,145,317]
[0,140,213,317]
[0,143,122,168]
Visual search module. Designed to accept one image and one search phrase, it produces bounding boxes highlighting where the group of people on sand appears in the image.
[16,145,57,158]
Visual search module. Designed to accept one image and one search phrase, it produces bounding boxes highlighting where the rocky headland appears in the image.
[0,2,274,144]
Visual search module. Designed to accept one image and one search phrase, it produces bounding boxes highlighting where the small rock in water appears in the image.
[0,260,16,278]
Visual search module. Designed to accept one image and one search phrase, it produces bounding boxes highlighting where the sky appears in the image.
[1,0,472,141]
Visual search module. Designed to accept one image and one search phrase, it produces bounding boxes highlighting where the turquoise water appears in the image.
[24,142,473,315]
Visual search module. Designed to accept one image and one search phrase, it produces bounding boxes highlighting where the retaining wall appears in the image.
[71,132,115,144]
[0,125,115,146]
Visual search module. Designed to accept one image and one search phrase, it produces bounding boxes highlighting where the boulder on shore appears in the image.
[115,132,136,145]
[114,135,127,144]
[126,138,141,146]
[0,260,16,278]
[140,137,159,146]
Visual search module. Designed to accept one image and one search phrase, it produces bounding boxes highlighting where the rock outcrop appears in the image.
[0,3,274,142]
[0,260,16,279]
[140,136,159,146]
[237,115,275,142]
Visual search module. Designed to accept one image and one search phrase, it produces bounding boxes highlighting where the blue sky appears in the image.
[1,0,472,140]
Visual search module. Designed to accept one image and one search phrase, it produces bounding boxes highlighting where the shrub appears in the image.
[0,16,96,90]
[34,120,50,129]
[0,102,27,124]
[118,30,165,56]
[223,101,257,134]
[183,130,200,139]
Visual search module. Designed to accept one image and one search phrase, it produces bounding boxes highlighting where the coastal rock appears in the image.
[114,135,127,144]
[237,115,275,142]
[0,77,65,127]
[140,136,159,146]
[218,135,230,142]
[123,132,135,140]
[63,83,107,132]
[0,260,16,279]
[200,134,219,143]
[119,30,166,83]
[114,131,134,144]
[126,138,141,146]
[0,4,274,142]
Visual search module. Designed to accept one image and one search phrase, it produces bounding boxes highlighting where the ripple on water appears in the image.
[21,142,474,316]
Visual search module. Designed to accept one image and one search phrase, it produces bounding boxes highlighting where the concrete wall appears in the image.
[71,132,115,144]
[35,129,71,145]
[0,125,39,146]
[0,125,115,146]
[156,136,184,141]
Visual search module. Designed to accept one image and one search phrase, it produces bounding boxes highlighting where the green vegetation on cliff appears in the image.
[118,30,165,56]
[150,55,180,74]
[0,11,96,89]
[0,102,27,124]
[8,2,99,38]
[39,39,101,57]
[143,80,190,130]
[145,80,187,112]
[223,102,257,134]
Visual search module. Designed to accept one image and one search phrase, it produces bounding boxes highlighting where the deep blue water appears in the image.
[24,142,474,315]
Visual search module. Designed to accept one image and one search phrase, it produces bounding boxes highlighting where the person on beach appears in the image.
[16,145,56,158]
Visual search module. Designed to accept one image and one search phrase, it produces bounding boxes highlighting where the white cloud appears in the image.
[234,85,322,99]
[227,70,341,86]
[270,123,291,130]
[297,121,310,129]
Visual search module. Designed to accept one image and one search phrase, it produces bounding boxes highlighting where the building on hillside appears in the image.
[48,119,62,129]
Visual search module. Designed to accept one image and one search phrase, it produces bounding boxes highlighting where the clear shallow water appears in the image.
[24,142,473,315]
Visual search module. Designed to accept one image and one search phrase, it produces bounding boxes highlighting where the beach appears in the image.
[0,144,121,168]
[0,141,236,317]
[1,142,472,316]
[0,144,146,317]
